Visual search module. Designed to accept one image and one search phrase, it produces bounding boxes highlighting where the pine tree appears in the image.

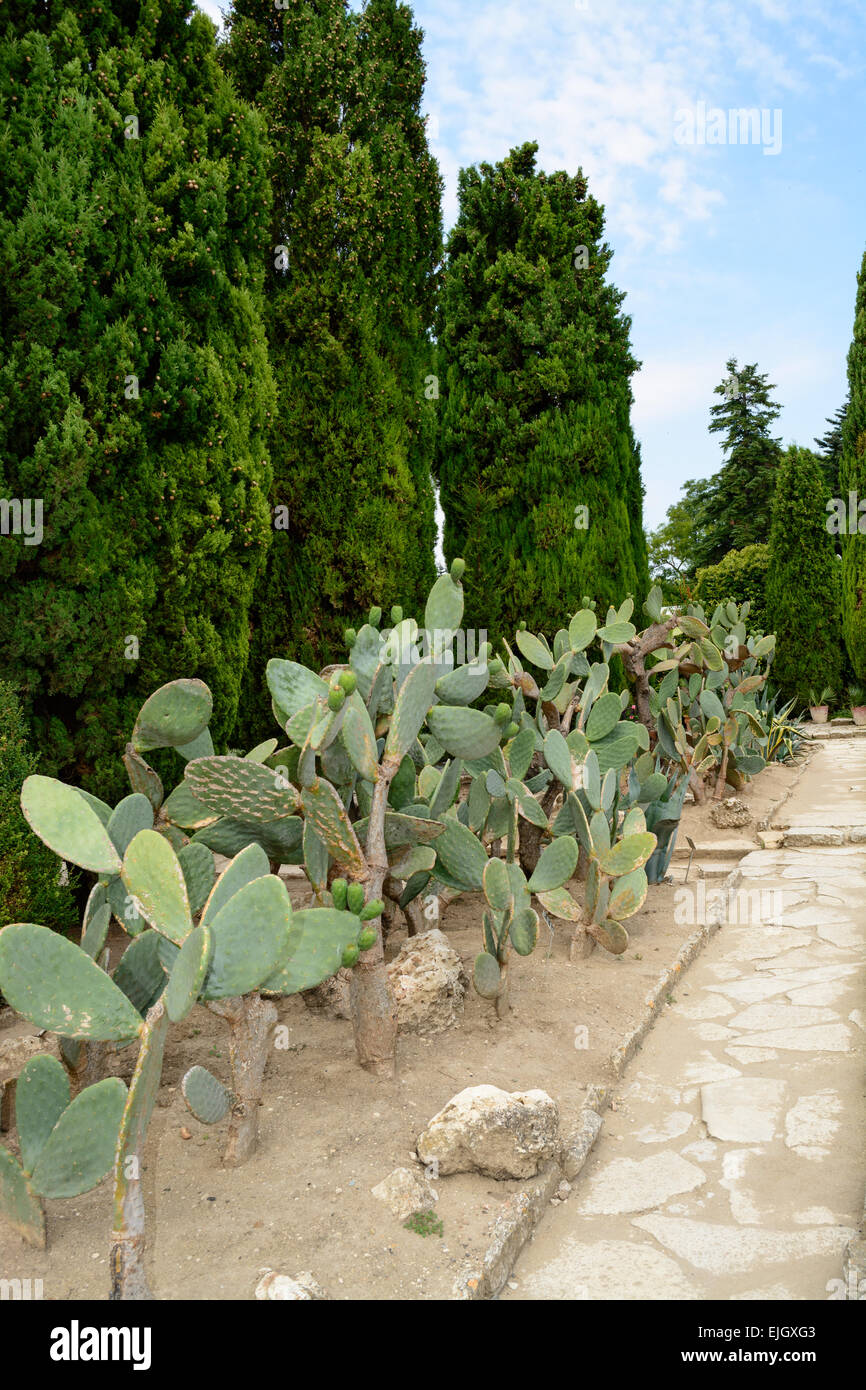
[697,360,783,568]
[435,142,647,645]
[840,249,866,680]
[814,400,847,500]
[222,0,441,740]
[0,1,275,798]
[766,446,842,704]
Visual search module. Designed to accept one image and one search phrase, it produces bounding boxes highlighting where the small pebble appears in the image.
[180,1127,192,1140]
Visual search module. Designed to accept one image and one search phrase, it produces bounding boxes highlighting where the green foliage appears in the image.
[0,2,276,800]
[700,360,784,568]
[840,248,866,680]
[766,446,843,704]
[694,545,770,633]
[646,477,717,597]
[224,0,441,740]
[0,682,78,934]
[404,1209,443,1238]
[435,141,647,645]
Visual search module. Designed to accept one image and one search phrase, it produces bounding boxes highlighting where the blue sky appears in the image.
[198,0,866,529]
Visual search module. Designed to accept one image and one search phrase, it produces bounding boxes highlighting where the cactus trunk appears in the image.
[208,993,277,1166]
[351,770,398,1076]
[110,1002,169,1301]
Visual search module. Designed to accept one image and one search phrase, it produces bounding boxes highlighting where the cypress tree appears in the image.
[766,446,842,704]
[435,142,647,645]
[0,0,275,798]
[840,248,866,680]
[222,0,441,740]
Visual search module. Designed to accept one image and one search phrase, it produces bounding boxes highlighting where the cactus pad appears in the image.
[0,924,143,1041]
[266,659,328,721]
[300,780,364,872]
[261,908,362,995]
[178,843,216,917]
[473,952,501,999]
[107,794,154,857]
[30,1077,127,1198]
[0,1147,45,1248]
[131,679,212,753]
[586,918,629,955]
[21,775,122,875]
[184,756,300,821]
[527,836,579,894]
[433,817,488,892]
[122,829,193,944]
[182,1066,232,1125]
[597,832,657,878]
[426,706,501,759]
[16,1055,70,1175]
[201,876,294,1000]
[165,924,213,1023]
[386,659,438,760]
[112,931,166,1015]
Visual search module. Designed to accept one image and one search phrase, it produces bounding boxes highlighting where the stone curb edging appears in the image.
[780,827,866,847]
[457,1086,608,1300]
[457,867,744,1300]
[842,1196,866,1301]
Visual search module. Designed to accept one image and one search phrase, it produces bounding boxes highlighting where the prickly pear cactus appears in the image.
[0,1056,127,1249]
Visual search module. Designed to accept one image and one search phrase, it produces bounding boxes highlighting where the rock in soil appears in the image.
[371,1166,438,1221]
[417,1084,559,1180]
[710,797,752,829]
[387,928,468,1035]
[254,1270,328,1300]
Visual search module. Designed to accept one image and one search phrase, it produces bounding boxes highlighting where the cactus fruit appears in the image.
[494,703,511,725]
[346,882,365,915]
[342,944,360,968]
[369,606,382,628]
[390,605,404,626]
[344,628,357,647]
[338,669,357,695]
[504,722,520,740]
[328,685,346,712]
[331,878,349,910]
[450,557,466,582]
[359,898,385,922]
[357,929,377,951]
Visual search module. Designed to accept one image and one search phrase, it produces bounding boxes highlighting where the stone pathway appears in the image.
[503,739,866,1300]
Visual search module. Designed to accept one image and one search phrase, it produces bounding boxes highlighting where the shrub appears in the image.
[694,545,770,632]
[0,681,78,932]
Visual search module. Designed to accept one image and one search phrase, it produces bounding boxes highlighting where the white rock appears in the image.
[254,1270,328,1300]
[417,1085,559,1180]
[701,1078,786,1143]
[387,930,468,1035]
[371,1167,437,1221]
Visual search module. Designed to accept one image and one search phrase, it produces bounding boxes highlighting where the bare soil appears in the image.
[0,757,805,1301]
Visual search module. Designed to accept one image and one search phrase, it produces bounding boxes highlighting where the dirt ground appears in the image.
[0,756,806,1301]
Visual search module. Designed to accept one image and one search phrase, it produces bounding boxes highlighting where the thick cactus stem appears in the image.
[207,993,277,1167]
[350,769,398,1076]
[110,1001,169,1301]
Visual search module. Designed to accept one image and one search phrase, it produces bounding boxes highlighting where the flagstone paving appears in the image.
[503,742,866,1301]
